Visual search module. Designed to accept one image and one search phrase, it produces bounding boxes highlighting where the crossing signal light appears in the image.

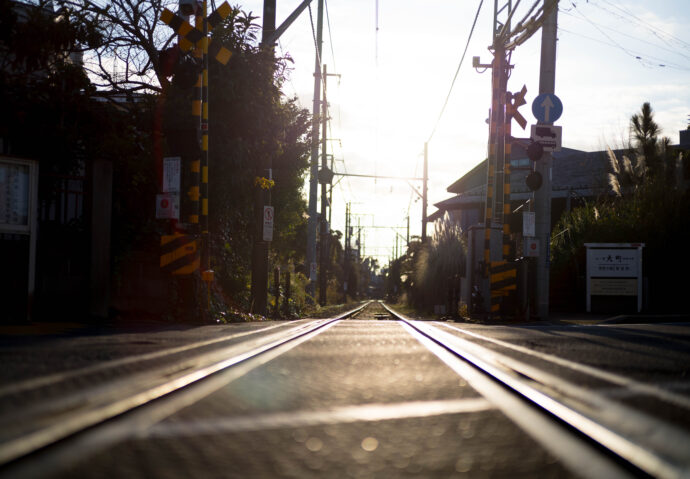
[158,47,201,90]
[526,171,543,191]
[525,141,544,191]
[526,141,544,162]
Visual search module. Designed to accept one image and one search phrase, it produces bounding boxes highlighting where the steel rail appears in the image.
[438,322,690,411]
[382,303,690,479]
[0,301,372,467]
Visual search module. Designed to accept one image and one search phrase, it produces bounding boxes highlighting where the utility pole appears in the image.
[535,0,557,319]
[307,0,324,299]
[343,202,350,301]
[249,0,276,315]
[406,215,410,246]
[319,64,328,305]
[422,142,429,243]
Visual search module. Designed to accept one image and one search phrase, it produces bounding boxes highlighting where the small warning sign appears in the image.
[156,193,179,219]
[263,206,274,241]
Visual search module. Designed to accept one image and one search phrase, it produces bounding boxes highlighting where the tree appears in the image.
[609,102,679,195]
[54,0,175,95]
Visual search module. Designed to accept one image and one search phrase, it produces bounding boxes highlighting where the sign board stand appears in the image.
[0,157,39,321]
[585,243,644,313]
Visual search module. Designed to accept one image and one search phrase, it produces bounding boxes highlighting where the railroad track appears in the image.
[381,302,690,479]
[0,301,372,472]
[2,300,689,478]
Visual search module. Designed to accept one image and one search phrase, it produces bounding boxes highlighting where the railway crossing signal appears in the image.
[160,3,233,65]
[158,1,232,292]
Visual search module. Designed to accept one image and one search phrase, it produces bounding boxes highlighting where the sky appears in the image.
[235,0,690,267]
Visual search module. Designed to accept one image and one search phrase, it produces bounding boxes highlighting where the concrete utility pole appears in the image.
[534,0,557,319]
[307,0,324,299]
[422,142,429,243]
[319,64,328,305]
[249,0,276,315]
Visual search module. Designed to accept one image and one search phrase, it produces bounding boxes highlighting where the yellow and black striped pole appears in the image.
[483,47,519,316]
[160,3,232,288]
[200,1,213,285]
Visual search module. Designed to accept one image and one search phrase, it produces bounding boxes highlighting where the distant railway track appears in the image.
[0,302,372,470]
[381,302,690,479]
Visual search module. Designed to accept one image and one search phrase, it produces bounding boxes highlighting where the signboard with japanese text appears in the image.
[585,243,644,313]
[162,157,181,193]
[587,248,639,278]
[523,212,535,237]
[0,161,29,228]
[590,278,637,296]
[0,158,38,235]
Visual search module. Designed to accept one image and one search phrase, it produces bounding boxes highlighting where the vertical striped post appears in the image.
[200,0,211,280]
[188,12,202,230]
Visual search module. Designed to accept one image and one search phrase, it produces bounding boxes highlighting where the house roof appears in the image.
[430,146,618,219]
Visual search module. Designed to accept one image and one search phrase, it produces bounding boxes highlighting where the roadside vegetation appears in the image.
[384,216,466,317]
[551,102,689,312]
[2,0,378,322]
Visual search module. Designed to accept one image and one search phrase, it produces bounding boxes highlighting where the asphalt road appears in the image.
[1,310,688,478]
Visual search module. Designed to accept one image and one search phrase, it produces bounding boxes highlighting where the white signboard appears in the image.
[530,124,562,152]
[0,162,30,228]
[523,211,535,237]
[163,157,181,193]
[263,206,274,242]
[156,193,180,219]
[585,243,644,313]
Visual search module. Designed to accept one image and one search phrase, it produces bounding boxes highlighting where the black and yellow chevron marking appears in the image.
[161,9,204,48]
[160,233,200,275]
[489,261,517,312]
[207,2,231,29]
[160,3,232,65]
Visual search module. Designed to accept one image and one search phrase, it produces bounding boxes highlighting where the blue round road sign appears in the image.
[532,93,563,123]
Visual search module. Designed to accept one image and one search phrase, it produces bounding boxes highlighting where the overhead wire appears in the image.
[597,0,690,51]
[559,8,690,63]
[426,0,484,144]
[566,2,690,71]
[324,0,337,75]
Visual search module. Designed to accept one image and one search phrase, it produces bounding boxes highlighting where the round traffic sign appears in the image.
[532,93,563,123]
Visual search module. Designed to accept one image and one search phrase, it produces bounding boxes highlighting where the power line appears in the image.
[558,28,690,71]
[324,0,337,74]
[597,0,690,51]
[426,0,484,144]
[559,8,690,62]
[561,3,690,71]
